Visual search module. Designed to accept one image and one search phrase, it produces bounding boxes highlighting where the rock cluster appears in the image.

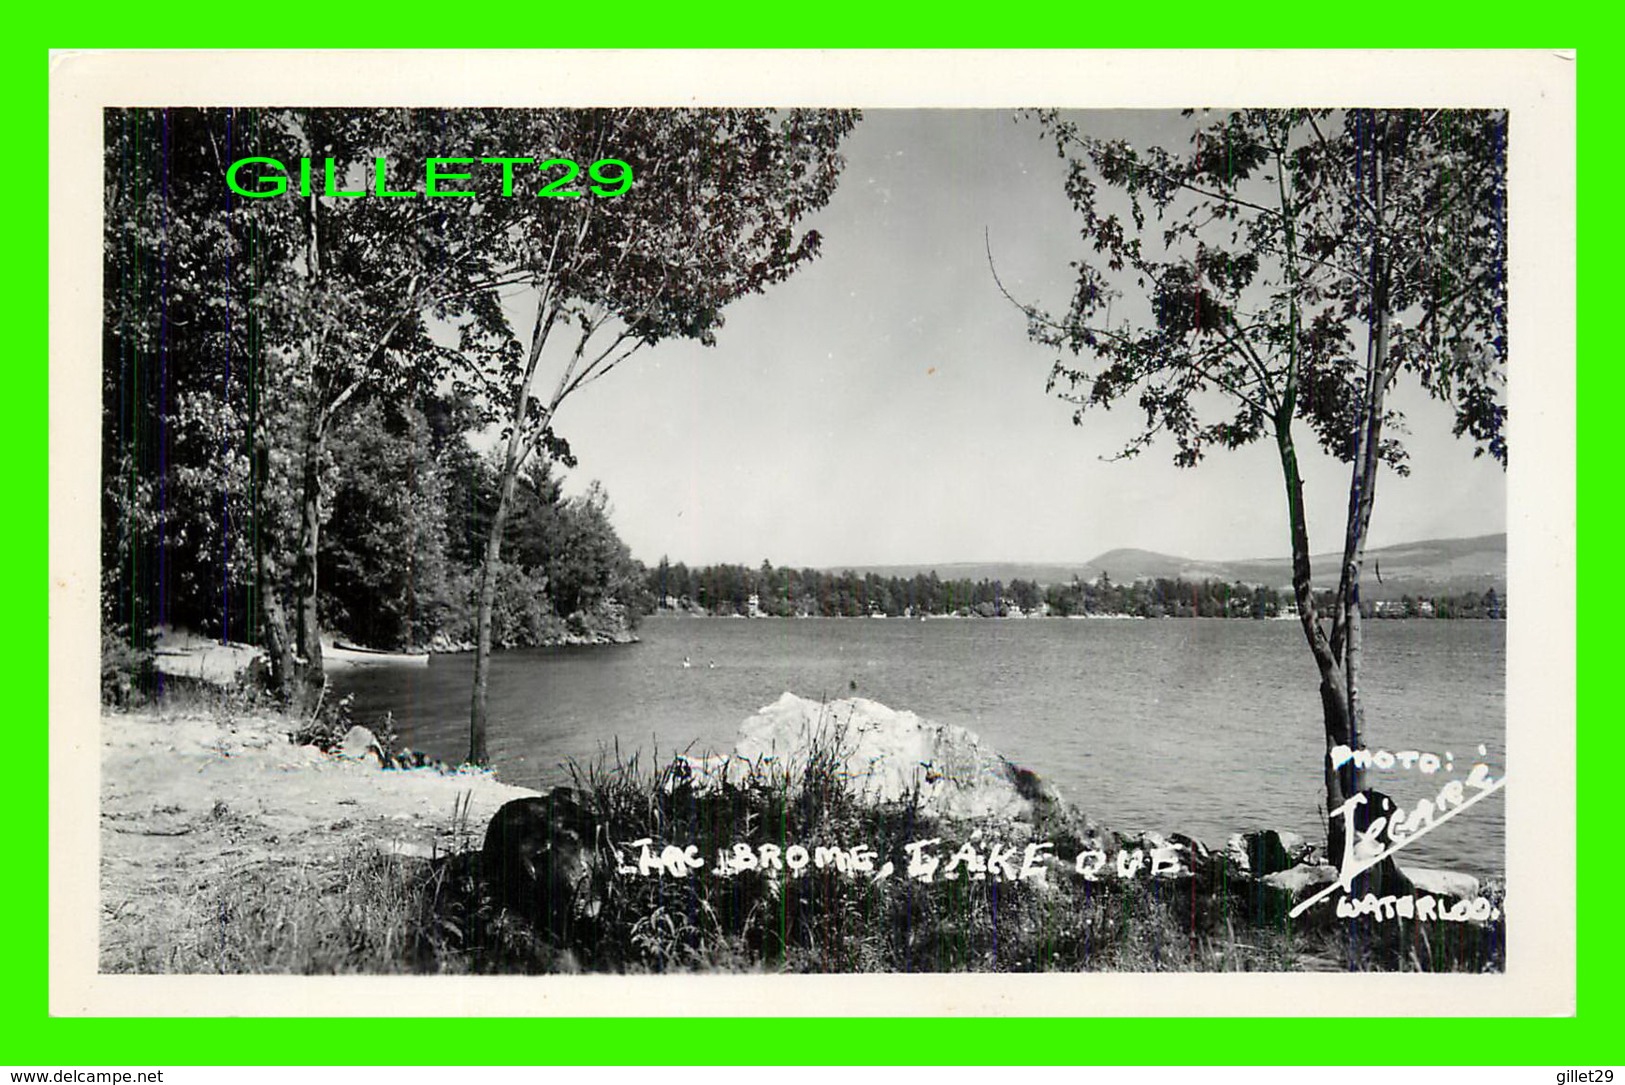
[477,693,1493,942]
[330,724,446,773]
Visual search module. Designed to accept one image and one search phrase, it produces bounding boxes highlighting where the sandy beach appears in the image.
[99,702,535,970]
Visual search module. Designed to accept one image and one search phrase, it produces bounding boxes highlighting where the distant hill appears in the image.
[834,533,1505,601]
[833,561,1088,586]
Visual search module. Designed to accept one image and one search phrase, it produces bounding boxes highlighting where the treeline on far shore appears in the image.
[647,560,1508,621]
[106,385,653,660]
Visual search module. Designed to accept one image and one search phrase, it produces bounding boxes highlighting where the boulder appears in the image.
[1222,833,1252,875]
[1261,862,1339,900]
[672,693,1062,823]
[1168,832,1211,868]
[1405,867,1481,903]
[481,789,602,940]
[1234,830,1295,877]
[338,725,382,764]
[1276,831,1319,866]
[1225,861,1341,929]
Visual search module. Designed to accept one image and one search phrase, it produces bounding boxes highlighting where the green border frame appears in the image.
[28,24,1600,1067]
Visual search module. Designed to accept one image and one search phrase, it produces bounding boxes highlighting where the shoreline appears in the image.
[148,611,1499,687]
[647,609,1506,622]
[149,626,641,683]
[98,690,1505,975]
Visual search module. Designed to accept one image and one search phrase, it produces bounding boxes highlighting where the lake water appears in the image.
[329,616,1506,875]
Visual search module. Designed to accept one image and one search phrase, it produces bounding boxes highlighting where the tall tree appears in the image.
[239,108,533,693]
[103,108,307,695]
[461,107,859,764]
[320,397,454,651]
[1006,109,1506,855]
[104,107,545,702]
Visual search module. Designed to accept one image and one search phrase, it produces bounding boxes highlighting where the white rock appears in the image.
[1405,867,1481,900]
[1261,863,1339,899]
[1223,833,1252,875]
[675,693,1050,822]
[338,725,381,761]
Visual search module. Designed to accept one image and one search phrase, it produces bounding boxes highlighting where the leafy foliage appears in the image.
[1020,108,1506,471]
[102,109,738,685]
[1008,108,1508,830]
[318,410,650,651]
[461,108,860,763]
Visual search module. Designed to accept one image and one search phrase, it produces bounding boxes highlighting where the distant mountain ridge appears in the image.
[833,533,1506,600]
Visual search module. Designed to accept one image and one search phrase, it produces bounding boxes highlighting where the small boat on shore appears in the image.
[327,641,431,667]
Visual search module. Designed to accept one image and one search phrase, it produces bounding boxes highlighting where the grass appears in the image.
[106,848,460,974]
[100,699,1507,975]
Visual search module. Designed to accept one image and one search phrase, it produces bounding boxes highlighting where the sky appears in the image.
[505,109,1507,570]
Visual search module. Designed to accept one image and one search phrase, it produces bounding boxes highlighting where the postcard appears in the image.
[48,48,1576,1016]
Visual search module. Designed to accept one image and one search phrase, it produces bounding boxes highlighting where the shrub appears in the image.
[101,625,154,707]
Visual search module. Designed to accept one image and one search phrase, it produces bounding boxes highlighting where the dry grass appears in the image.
[100,701,1505,976]
[104,846,462,974]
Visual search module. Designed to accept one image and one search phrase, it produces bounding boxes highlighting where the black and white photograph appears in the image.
[51,50,1575,1015]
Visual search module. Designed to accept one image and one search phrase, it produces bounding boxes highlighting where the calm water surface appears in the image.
[330,617,1505,874]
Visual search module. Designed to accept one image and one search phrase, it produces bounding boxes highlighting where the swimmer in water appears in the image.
[682,656,692,668]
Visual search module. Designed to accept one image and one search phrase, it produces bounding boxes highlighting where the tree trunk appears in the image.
[469,444,523,766]
[1276,417,1364,844]
[1266,138,1366,845]
[1334,345,1391,764]
[292,409,327,688]
[260,574,297,704]
[468,289,562,767]
[291,169,326,691]
[251,435,298,703]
